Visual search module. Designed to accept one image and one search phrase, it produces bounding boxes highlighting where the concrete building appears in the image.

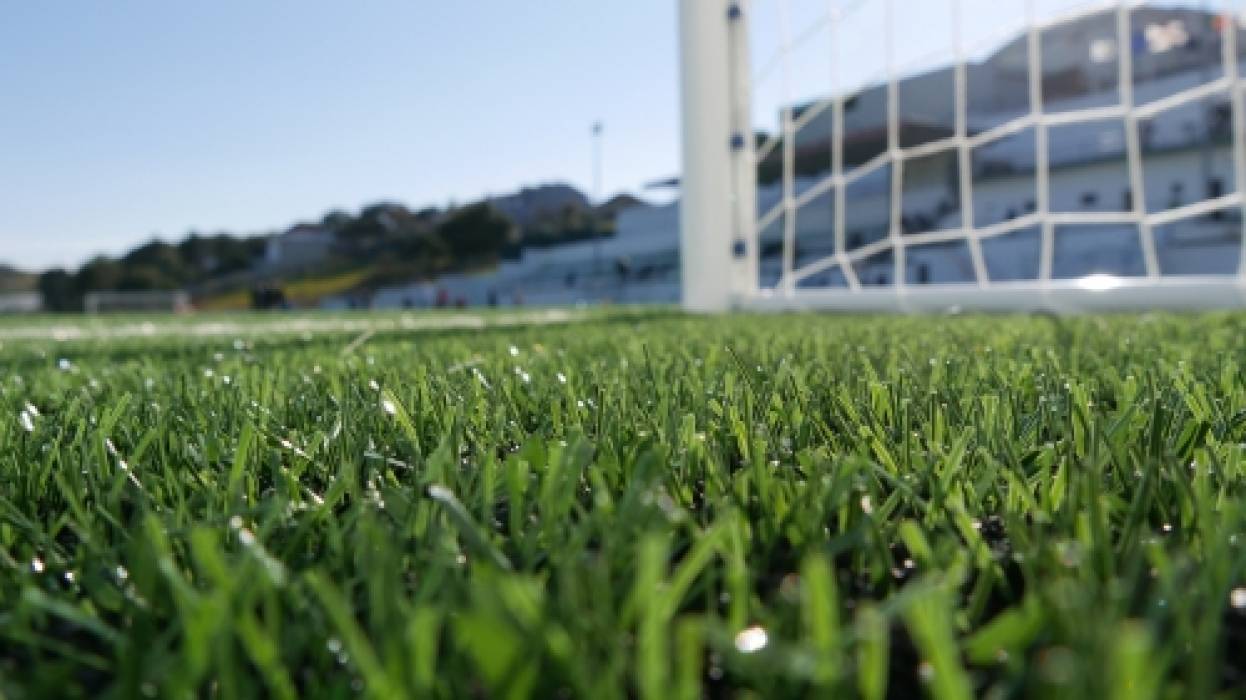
[264,224,335,271]
[357,199,682,308]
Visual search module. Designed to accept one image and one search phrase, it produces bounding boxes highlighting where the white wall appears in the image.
[0,292,43,313]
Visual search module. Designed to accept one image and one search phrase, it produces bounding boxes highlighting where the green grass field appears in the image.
[3,310,1246,698]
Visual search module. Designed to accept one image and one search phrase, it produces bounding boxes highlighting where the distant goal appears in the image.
[678,0,1246,312]
[84,290,192,314]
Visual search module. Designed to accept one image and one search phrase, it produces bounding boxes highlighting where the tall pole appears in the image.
[592,121,603,205]
[592,121,603,293]
[727,1,758,299]
[679,0,748,312]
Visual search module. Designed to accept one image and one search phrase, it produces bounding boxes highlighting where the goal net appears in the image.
[678,0,1246,311]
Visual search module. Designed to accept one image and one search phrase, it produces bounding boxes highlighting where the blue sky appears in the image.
[0,0,1227,270]
[0,1,682,269]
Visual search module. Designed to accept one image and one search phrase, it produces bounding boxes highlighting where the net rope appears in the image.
[744,0,1246,296]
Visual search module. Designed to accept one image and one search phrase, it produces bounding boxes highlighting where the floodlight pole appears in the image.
[678,0,755,312]
[592,121,604,296]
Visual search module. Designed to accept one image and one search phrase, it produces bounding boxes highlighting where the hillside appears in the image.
[489,183,590,228]
[596,193,647,220]
[27,182,652,311]
[0,264,35,292]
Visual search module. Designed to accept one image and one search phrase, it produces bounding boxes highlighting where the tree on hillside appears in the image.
[117,265,179,291]
[123,241,188,281]
[436,203,517,262]
[522,201,612,248]
[320,210,352,233]
[76,257,124,293]
[176,233,262,277]
[337,203,407,256]
[38,269,78,312]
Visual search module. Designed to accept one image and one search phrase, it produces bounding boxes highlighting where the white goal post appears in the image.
[678,0,759,312]
[678,0,1246,312]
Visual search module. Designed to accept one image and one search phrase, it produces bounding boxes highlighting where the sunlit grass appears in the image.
[2,310,1246,697]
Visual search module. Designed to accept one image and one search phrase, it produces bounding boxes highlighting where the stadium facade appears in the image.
[361,5,1241,309]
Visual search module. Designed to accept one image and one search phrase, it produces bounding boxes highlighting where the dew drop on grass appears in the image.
[734,625,768,653]
[427,484,454,502]
[918,661,935,683]
[778,574,801,602]
[1057,542,1083,568]
[860,495,874,515]
[1232,588,1246,609]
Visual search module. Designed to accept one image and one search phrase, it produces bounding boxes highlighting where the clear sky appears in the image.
[0,0,1227,271]
[0,1,683,270]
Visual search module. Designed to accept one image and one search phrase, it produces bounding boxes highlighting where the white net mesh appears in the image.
[742,0,1246,302]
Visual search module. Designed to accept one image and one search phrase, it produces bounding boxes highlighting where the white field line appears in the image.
[0,309,583,343]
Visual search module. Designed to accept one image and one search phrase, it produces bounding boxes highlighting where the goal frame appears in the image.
[677,0,1246,313]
